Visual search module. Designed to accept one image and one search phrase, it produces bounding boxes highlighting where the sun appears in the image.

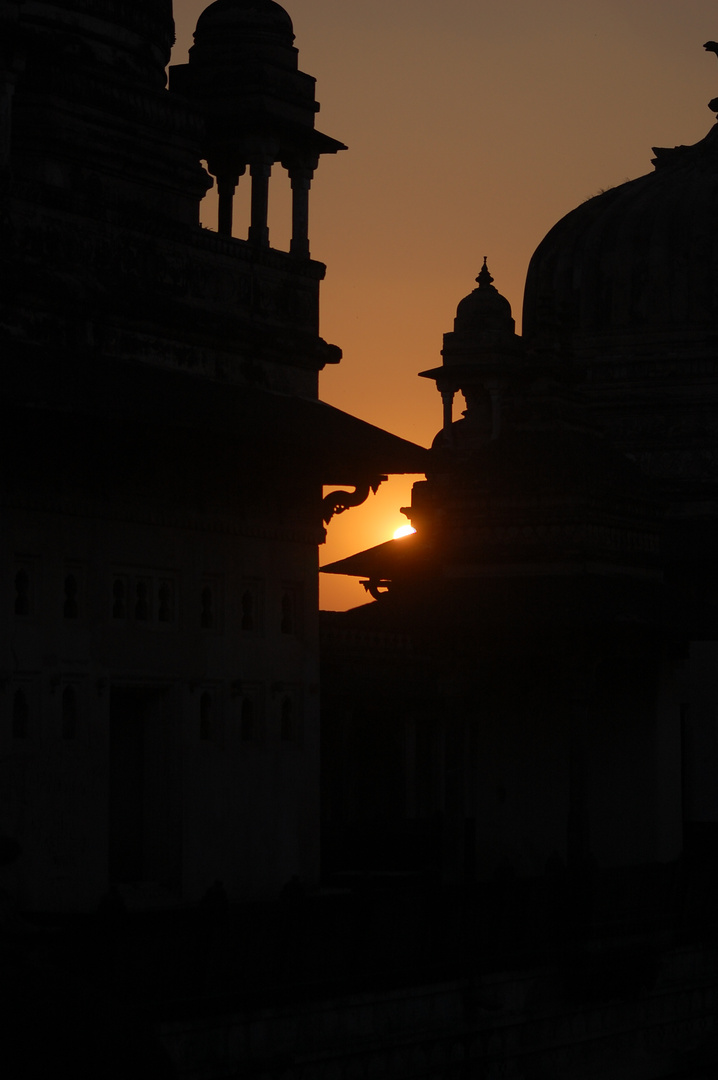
[392,524,417,540]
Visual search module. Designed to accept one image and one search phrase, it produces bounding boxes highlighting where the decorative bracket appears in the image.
[360,578,391,601]
[321,476,387,527]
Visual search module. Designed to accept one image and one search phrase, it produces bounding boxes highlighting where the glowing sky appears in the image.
[172,0,718,608]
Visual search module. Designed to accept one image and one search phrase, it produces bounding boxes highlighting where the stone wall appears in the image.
[160,944,718,1080]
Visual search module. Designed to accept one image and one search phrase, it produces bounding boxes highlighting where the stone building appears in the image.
[316,56,718,1076]
[3,3,718,1076]
[0,0,424,912]
[321,50,718,934]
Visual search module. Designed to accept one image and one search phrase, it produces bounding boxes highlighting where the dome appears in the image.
[523,122,718,345]
[195,0,294,45]
[453,258,516,340]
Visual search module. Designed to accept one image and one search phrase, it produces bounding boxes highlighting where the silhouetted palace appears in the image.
[2,2,718,1077]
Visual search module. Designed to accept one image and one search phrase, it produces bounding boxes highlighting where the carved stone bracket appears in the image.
[321,475,387,527]
[360,578,391,600]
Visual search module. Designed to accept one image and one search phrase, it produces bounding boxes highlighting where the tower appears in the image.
[170,0,346,253]
[0,0,424,910]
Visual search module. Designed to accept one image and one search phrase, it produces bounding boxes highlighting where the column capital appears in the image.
[283,155,319,183]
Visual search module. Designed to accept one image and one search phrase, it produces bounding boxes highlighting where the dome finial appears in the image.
[476,256,494,288]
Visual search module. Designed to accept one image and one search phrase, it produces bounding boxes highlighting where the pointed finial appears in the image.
[476,256,494,288]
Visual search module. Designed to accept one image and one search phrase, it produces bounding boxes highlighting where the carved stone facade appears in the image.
[0,0,423,911]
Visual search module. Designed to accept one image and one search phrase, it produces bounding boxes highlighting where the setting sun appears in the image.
[393,524,417,540]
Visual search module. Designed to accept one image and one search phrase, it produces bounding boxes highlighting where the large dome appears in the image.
[523,122,718,346]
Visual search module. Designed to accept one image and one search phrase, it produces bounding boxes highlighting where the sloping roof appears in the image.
[4,346,428,483]
[321,533,425,577]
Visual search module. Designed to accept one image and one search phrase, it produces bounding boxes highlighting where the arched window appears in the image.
[200,692,213,741]
[12,689,29,739]
[61,686,78,739]
[63,574,79,619]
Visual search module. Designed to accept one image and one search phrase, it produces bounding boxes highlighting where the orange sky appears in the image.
[172,0,718,609]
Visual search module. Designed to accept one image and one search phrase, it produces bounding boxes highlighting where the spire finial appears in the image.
[476,256,494,288]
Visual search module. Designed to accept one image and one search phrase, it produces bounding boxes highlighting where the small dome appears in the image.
[454,259,516,340]
[195,0,294,44]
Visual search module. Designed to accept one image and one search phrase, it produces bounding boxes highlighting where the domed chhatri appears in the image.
[418,259,525,446]
[453,257,516,341]
[170,0,345,250]
[434,258,524,376]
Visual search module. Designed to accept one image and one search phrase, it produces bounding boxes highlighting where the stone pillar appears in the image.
[441,390,454,435]
[486,380,505,441]
[248,160,272,247]
[287,164,315,258]
[216,170,243,238]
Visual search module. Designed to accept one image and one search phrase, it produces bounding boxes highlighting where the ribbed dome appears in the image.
[523,123,718,344]
[195,0,294,45]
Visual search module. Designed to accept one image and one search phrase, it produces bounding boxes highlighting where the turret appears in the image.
[420,258,525,447]
[170,0,346,254]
